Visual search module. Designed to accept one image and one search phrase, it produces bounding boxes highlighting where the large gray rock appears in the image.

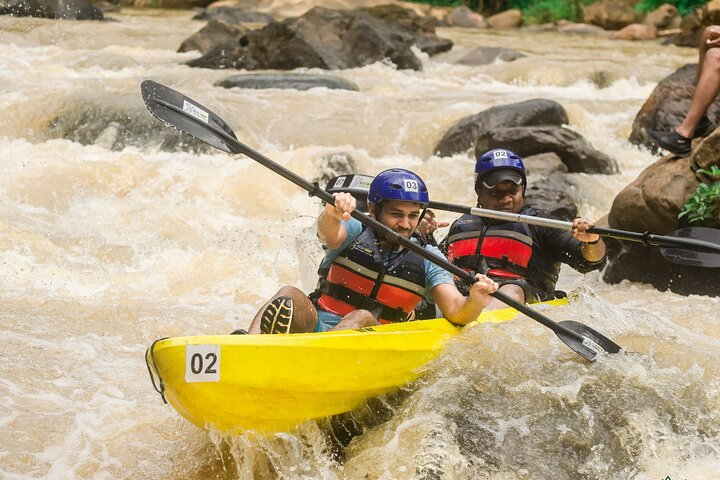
[187,6,423,71]
[671,10,703,47]
[435,99,617,174]
[192,6,274,24]
[46,103,213,153]
[629,64,720,151]
[178,20,248,54]
[0,0,102,19]
[604,139,720,296]
[474,126,618,174]
[668,1,720,47]
[644,3,678,29]
[584,0,639,30]
[361,4,453,56]
[216,73,359,91]
[442,6,486,28]
[434,99,569,157]
[524,175,578,221]
[456,46,525,66]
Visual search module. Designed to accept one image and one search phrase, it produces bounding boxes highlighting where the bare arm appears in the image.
[317,192,356,249]
[431,274,498,326]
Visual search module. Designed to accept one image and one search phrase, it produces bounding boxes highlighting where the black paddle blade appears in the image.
[555,320,622,362]
[140,80,239,154]
[660,227,720,268]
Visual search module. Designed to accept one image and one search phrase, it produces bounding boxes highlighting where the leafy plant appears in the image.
[510,0,591,23]
[679,166,720,227]
[635,0,707,17]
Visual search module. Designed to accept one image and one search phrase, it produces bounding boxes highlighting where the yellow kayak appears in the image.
[145,299,566,434]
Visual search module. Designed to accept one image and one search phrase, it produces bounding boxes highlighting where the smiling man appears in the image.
[246,168,499,334]
[444,149,606,306]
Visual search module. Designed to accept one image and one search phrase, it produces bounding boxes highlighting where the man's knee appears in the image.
[705,48,720,70]
[498,283,526,303]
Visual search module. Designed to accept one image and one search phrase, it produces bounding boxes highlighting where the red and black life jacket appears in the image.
[314,227,426,323]
[446,214,533,279]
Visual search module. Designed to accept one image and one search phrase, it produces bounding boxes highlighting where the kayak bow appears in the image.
[145,299,566,434]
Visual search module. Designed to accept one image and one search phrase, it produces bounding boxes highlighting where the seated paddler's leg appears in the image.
[247,286,318,334]
[330,309,377,331]
[484,283,526,311]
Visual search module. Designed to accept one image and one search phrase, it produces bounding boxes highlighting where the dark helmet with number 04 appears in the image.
[475,148,527,193]
[367,168,430,207]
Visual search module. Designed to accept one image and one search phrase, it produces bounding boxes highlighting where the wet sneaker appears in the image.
[645,128,692,157]
[260,296,294,334]
[693,115,716,138]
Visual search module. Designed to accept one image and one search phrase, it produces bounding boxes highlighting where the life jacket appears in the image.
[314,227,426,323]
[446,213,533,279]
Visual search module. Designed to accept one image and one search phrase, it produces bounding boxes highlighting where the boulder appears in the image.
[487,9,522,29]
[604,148,720,295]
[584,0,639,30]
[524,175,578,221]
[186,6,423,71]
[643,3,678,29]
[192,7,274,24]
[556,22,607,35]
[414,35,454,56]
[132,0,209,8]
[614,23,657,40]
[178,20,247,54]
[0,0,102,19]
[629,64,720,152]
[215,73,359,91]
[668,1,720,48]
[434,99,617,174]
[46,103,213,153]
[707,0,720,24]
[442,6,486,28]
[456,46,526,66]
[361,3,437,33]
[360,3,453,56]
[434,98,568,156]
[670,10,703,47]
[473,126,618,174]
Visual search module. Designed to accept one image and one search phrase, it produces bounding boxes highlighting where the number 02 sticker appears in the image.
[185,344,220,382]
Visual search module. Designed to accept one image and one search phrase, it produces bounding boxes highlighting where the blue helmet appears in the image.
[368,168,429,207]
[475,148,526,191]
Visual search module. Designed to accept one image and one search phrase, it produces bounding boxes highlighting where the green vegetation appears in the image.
[635,0,707,17]
[509,0,591,23]
[406,0,710,21]
[679,166,720,228]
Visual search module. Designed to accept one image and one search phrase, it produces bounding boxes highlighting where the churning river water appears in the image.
[1,3,719,479]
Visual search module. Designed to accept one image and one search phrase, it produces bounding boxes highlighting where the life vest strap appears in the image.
[454,254,530,278]
[315,278,411,323]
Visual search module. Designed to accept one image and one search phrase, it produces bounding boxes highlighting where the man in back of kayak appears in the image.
[245,168,499,334]
[443,148,606,307]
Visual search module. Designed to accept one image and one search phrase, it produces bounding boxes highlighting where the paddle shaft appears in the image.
[429,201,720,254]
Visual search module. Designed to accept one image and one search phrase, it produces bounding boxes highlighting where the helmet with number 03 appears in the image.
[475,148,527,191]
[367,168,429,207]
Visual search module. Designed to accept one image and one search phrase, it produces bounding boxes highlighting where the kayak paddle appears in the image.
[139,80,622,362]
[429,201,720,269]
